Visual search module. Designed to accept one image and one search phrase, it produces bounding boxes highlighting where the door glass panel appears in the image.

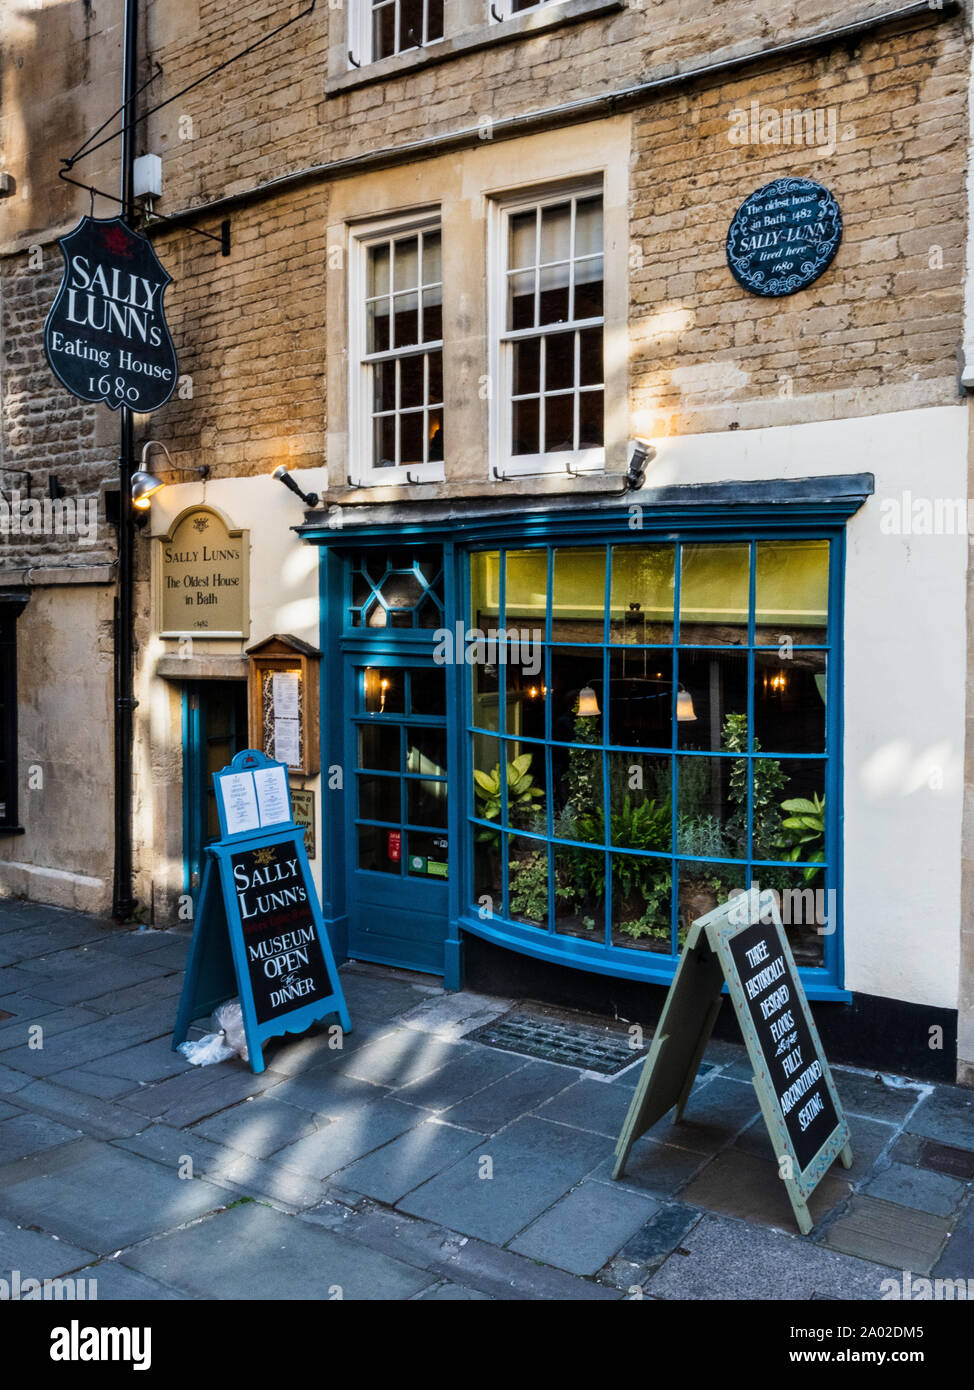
[359,824,401,874]
[409,667,446,715]
[355,666,447,878]
[359,724,400,771]
[407,778,448,827]
[359,773,400,823]
[407,726,447,774]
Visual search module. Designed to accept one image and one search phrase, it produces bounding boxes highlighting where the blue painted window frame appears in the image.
[458,527,848,1001]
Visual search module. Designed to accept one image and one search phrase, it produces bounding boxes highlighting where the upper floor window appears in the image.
[355,0,444,65]
[492,186,604,476]
[351,217,444,484]
[493,0,563,16]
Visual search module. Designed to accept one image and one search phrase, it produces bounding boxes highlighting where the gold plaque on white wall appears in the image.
[155,505,250,638]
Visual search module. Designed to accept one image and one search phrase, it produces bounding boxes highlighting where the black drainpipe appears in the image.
[112,0,139,921]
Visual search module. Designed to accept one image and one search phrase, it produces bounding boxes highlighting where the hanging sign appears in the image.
[726,177,842,298]
[172,749,351,1073]
[43,215,178,412]
[612,887,851,1234]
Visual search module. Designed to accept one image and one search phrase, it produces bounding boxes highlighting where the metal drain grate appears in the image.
[468,1007,644,1076]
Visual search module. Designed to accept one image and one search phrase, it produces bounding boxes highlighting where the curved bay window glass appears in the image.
[466,538,836,982]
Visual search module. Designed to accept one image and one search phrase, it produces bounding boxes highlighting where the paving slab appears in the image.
[79,1261,187,1300]
[0,1099,18,1121]
[0,1112,83,1163]
[341,1031,467,1088]
[0,1137,229,1251]
[443,1059,578,1131]
[832,1070,927,1125]
[11,1079,147,1140]
[262,1068,390,1119]
[337,1118,483,1204]
[648,1213,885,1300]
[261,1020,391,1077]
[7,958,174,1007]
[120,1200,434,1300]
[272,1098,425,1179]
[55,1068,146,1101]
[820,1195,952,1275]
[389,1045,523,1110]
[680,1148,852,1230]
[864,1162,967,1217]
[79,1036,192,1085]
[336,970,437,1024]
[532,1076,637,1138]
[125,1061,279,1126]
[889,1132,974,1181]
[82,974,184,1016]
[509,1178,659,1274]
[192,1097,324,1158]
[398,1116,611,1245]
[0,1006,104,1052]
[642,1076,761,1154]
[735,1111,895,1183]
[0,1214,96,1282]
[596,1136,710,1196]
[930,1197,974,1281]
[398,988,509,1042]
[615,1201,702,1274]
[301,1197,621,1300]
[0,1062,31,1095]
[905,1087,974,1151]
[413,1281,492,1300]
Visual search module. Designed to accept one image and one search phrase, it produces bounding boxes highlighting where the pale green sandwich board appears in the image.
[612,887,852,1235]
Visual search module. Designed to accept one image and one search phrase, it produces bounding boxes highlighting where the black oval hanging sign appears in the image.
[726,177,842,298]
[43,216,178,412]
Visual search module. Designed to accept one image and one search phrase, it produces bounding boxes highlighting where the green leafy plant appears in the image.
[508,849,549,921]
[722,711,786,859]
[775,793,825,883]
[473,752,544,841]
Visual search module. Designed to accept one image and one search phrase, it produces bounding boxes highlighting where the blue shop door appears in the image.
[345,659,449,973]
[184,680,249,905]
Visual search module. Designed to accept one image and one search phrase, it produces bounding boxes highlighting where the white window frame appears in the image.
[348,212,445,487]
[488,182,605,479]
[489,0,565,21]
[349,0,445,69]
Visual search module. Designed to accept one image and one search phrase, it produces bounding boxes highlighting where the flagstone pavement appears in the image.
[0,899,972,1301]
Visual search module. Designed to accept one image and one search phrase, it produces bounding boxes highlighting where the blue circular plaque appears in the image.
[726,178,842,297]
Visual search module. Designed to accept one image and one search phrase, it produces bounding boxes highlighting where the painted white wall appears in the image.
[649,404,969,1010]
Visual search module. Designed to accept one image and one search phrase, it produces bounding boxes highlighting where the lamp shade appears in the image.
[131,469,164,510]
[577,685,600,717]
[676,686,696,721]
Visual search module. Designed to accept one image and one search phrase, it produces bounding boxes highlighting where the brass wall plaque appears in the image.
[156,506,249,638]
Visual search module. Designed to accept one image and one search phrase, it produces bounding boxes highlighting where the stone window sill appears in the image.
[326,0,626,98]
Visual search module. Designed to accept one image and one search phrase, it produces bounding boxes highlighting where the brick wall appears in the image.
[629,22,969,435]
[0,251,117,567]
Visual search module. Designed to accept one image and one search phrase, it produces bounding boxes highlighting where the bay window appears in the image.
[466,538,838,983]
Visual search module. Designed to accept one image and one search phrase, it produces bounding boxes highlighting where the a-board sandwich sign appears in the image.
[172,749,350,1074]
[612,887,851,1234]
[43,216,178,413]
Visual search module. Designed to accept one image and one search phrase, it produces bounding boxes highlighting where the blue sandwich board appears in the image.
[172,748,351,1073]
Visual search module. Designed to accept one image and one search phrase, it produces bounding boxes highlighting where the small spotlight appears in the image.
[627,438,657,491]
[273,466,319,508]
[131,469,164,510]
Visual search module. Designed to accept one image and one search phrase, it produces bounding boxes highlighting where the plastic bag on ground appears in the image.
[178,999,249,1066]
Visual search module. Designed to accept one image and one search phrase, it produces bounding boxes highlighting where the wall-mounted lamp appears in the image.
[272,465,319,509]
[577,685,601,717]
[676,683,696,722]
[131,441,209,515]
[627,438,657,491]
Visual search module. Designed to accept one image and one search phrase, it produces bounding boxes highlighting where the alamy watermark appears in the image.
[728,101,840,156]
[0,491,99,545]
[1,1268,98,1300]
[434,623,543,677]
